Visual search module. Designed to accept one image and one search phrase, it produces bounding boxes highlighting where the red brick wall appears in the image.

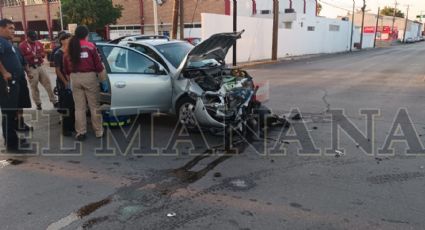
[2,3,60,22]
[113,0,226,25]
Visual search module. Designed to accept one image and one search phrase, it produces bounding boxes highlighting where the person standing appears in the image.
[64,25,104,141]
[19,30,57,110]
[54,33,75,136]
[13,39,33,132]
[0,19,30,151]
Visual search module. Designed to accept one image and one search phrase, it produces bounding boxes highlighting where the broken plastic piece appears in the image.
[167,212,177,217]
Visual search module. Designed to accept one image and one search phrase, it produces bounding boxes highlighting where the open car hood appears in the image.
[178,31,244,71]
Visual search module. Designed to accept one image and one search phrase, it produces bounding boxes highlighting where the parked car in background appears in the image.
[184,37,202,46]
[88,32,105,44]
[39,38,54,59]
[405,38,414,43]
[98,31,266,136]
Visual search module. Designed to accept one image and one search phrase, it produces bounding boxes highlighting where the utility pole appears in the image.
[359,0,366,49]
[391,0,398,37]
[232,0,237,66]
[271,0,279,60]
[179,0,184,40]
[374,7,380,48]
[153,0,159,35]
[59,0,64,31]
[171,0,180,39]
[403,5,409,43]
[350,0,355,51]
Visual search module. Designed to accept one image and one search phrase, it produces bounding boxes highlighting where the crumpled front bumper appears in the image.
[194,98,226,128]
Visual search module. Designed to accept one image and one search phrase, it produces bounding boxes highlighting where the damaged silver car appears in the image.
[98,31,269,134]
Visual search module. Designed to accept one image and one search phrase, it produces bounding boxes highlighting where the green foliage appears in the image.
[62,0,123,31]
[380,6,404,18]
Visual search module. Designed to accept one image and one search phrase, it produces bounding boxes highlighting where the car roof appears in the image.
[109,35,170,44]
[128,39,189,47]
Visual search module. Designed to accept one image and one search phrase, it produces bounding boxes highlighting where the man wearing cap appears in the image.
[19,30,57,110]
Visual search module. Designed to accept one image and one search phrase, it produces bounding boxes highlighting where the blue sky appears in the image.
[320,0,425,21]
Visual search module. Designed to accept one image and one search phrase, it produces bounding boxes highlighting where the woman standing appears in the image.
[64,26,104,141]
[54,33,74,136]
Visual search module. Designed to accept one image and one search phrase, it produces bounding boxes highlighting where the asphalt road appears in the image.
[1,42,425,230]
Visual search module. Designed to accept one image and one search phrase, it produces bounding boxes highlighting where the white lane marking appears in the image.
[46,213,79,230]
[0,160,11,168]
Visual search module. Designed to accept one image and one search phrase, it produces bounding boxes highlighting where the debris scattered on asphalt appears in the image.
[267,115,290,127]
[230,179,248,188]
[214,172,222,178]
[335,150,345,158]
[291,113,302,120]
[1,159,24,168]
[76,197,112,218]
[0,160,10,168]
[167,212,177,217]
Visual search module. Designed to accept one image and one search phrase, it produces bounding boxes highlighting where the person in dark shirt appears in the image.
[14,41,33,132]
[54,33,74,136]
[48,30,66,66]
[0,19,30,152]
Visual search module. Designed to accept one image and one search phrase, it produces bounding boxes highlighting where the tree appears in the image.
[62,0,123,31]
[380,6,404,18]
[317,3,322,15]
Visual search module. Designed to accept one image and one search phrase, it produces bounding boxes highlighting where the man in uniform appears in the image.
[19,30,57,110]
[0,19,30,152]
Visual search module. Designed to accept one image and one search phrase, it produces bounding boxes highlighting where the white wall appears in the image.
[398,22,423,41]
[184,28,202,38]
[202,13,363,63]
[202,13,273,63]
[255,0,317,16]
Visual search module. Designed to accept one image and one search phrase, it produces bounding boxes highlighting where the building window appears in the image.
[284,22,292,29]
[261,10,271,15]
[329,25,340,32]
[184,23,202,29]
[307,26,315,31]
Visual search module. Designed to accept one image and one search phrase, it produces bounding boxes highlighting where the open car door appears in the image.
[97,44,172,116]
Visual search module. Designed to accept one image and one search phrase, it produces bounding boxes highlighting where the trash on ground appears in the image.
[291,113,302,121]
[213,172,222,178]
[335,150,345,158]
[230,179,248,188]
[167,212,177,217]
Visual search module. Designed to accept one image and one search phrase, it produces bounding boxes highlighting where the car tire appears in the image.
[176,97,197,130]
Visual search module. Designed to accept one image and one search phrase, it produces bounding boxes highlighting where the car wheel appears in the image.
[176,97,197,130]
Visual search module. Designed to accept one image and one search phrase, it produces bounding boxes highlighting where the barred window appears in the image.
[329,25,340,32]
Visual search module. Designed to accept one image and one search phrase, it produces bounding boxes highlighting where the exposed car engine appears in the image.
[184,68,256,123]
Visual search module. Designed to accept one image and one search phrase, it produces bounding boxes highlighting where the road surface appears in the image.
[1,43,425,230]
